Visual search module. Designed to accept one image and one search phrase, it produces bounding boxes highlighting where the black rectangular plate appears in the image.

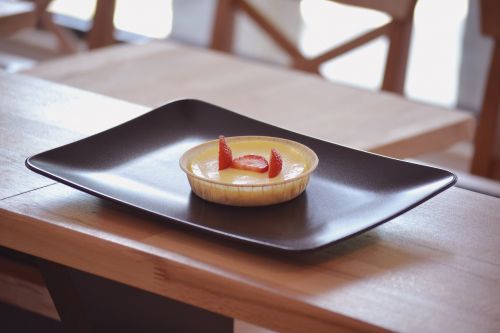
[26,99,456,251]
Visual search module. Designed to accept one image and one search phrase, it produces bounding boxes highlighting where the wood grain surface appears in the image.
[0,68,497,332]
[0,72,147,199]
[1,184,499,332]
[24,41,475,159]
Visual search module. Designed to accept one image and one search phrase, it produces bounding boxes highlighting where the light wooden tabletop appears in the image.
[24,41,475,159]
[0,71,499,332]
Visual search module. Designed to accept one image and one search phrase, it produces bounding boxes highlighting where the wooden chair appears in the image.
[0,0,81,54]
[0,0,117,54]
[210,0,418,94]
[471,0,500,180]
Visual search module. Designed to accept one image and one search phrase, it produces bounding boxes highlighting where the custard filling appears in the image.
[190,140,307,185]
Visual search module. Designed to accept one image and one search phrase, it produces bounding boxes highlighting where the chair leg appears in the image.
[210,0,238,52]
[382,0,416,94]
[87,0,116,49]
[471,40,500,179]
[382,18,413,94]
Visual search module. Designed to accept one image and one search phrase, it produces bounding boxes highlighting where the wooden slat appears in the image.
[87,0,116,49]
[309,22,391,68]
[210,0,237,52]
[238,0,303,60]
[471,0,500,181]
[382,16,413,93]
[480,0,500,37]
[209,0,417,94]
[471,42,500,179]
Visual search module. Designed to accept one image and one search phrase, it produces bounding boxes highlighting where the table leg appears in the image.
[38,259,233,333]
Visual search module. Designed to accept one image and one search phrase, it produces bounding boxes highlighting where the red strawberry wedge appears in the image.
[218,135,233,170]
[232,155,269,173]
[268,148,283,178]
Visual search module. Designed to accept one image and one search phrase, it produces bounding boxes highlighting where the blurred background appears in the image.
[0,0,497,188]
[0,0,490,109]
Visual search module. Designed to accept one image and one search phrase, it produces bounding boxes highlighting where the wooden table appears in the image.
[1,70,498,332]
[24,41,475,159]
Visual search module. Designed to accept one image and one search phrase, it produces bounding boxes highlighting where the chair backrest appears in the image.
[0,0,36,37]
[1,0,118,53]
[0,0,80,54]
[471,0,500,180]
[210,0,417,94]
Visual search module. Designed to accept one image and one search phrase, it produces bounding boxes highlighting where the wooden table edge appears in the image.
[0,202,389,333]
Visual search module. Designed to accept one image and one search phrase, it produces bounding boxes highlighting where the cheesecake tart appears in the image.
[180,136,318,206]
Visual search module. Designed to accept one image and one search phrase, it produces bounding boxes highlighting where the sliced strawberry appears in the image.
[218,135,233,170]
[268,148,282,178]
[232,155,269,173]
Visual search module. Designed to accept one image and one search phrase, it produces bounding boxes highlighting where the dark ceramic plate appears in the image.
[26,99,456,251]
